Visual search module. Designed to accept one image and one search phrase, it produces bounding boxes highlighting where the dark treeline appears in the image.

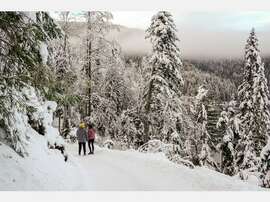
[189,57,270,91]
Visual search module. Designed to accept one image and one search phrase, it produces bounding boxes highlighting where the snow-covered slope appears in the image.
[0,136,88,190]
[0,86,89,190]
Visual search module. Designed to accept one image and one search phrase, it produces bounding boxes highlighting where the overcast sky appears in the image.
[52,11,270,59]
[112,11,270,30]
[110,11,270,59]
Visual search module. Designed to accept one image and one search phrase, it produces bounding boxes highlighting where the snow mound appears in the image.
[0,86,81,190]
[138,139,172,153]
[22,87,65,150]
[66,127,77,143]
[103,139,115,149]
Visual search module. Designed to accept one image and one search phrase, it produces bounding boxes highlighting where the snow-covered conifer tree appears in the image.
[216,100,240,175]
[143,11,183,143]
[195,85,217,169]
[0,12,61,155]
[235,28,270,173]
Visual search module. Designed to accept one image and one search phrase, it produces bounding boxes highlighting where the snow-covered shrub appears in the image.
[137,137,195,169]
[175,96,202,165]
[259,139,270,188]
[199,143,219,170]
[167,154,195,169]
[216,134,236,175]
[216,100,239,175]
[138,139,165,153]
[235,133,260,180]
[0,86,68,161]
[238,169,259,181]
[193,85,218,170]
[23,88,65,147]
[165,132,195,169]
[65,127,77,143]
[104,139,115,149]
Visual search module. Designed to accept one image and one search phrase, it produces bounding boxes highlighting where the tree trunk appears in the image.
[86,12,92,117]
[220,151,224,172]
[143,66,155,143]
[63,104,69,129]
[58,115,61,134]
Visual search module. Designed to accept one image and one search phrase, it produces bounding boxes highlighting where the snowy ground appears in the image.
[68,144,263,191]
[0,141,265,191]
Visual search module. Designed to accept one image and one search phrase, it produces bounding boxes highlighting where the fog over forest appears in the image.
[108,25,270,59]
[51,11,270,59]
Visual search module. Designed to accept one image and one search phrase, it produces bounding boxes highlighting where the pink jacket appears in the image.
[88,128,96,140]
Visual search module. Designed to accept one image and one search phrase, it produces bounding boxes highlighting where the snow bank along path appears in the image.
[68,144,262,191]
[0,141,263,191]
[0,137,89,190]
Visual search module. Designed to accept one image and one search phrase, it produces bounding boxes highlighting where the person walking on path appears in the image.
[76,122,87,155]
[88,124,96,154]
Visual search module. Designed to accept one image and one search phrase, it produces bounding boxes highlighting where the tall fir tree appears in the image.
[143,11,183,143]
[235,28,270,174]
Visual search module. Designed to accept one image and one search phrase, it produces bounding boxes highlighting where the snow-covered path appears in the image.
[68,144,263,191]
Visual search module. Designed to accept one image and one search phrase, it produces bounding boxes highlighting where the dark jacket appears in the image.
[76,128,87,143]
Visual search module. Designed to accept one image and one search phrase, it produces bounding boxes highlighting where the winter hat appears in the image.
[79,122,85,128]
